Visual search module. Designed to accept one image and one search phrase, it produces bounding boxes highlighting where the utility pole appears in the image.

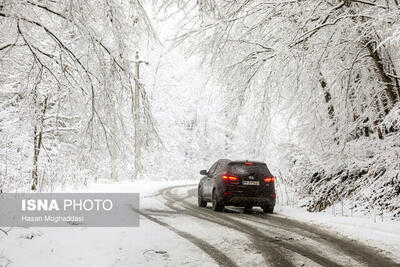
[134,51,149,178]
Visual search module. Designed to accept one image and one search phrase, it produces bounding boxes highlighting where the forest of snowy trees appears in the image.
[0,0,164,191]
[181,0,400,218]
[1,1,399,218]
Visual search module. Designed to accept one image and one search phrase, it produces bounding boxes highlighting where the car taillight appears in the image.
[222,175,239,182]
[264,177,275,183]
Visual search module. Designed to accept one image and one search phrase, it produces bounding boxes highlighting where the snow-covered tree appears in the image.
[0,0,158,190]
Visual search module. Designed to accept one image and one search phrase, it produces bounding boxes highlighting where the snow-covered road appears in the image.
[141,184,399,267]
[1,181,400,267]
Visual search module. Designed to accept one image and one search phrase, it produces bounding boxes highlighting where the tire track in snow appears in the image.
[184,185,398,267]
[243,213,399,267]
[160,189,293,266]
[134,208,238,267]
[169,186,342,267]
[150,185,292,266]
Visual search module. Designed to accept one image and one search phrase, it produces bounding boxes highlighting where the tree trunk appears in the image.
[31,97,48,191]
[374,120,384,140]
[319,72,335,120]
[365,40,398,106]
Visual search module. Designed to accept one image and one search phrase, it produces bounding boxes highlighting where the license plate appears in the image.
[242,181,259,185]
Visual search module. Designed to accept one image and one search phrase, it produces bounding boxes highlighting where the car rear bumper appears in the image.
[222,194,276,207]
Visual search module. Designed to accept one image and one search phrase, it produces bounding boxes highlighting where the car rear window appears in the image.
[228,163,272,177]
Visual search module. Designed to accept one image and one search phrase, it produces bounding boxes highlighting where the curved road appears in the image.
[138,184,399,267]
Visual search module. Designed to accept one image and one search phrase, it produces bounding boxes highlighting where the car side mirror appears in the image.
[200,170,208,175]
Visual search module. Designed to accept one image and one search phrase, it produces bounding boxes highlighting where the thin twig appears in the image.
[0,227,12,236]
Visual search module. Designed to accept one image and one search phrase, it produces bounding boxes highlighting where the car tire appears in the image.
[244,204,253,213]
[212,189,224,212]
[198,187,207,207]
[262,205,274,214]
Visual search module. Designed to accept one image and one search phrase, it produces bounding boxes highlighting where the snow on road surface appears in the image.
[278,206,400,264]
[1,180,399,267]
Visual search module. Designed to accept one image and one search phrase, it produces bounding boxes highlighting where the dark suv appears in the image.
[198,159,276,213]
